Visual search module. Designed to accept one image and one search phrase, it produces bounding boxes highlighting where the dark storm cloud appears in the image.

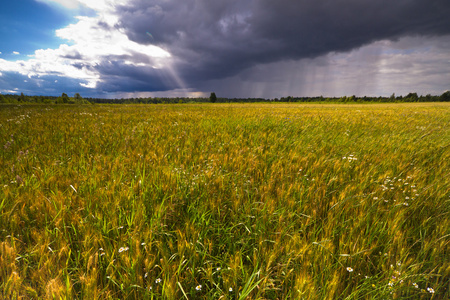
[117,0,450,87]
[94,60,182,93]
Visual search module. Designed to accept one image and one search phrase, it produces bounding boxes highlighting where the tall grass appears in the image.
[1,103,449,299]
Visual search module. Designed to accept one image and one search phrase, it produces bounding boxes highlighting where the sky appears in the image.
[1,0,450,99]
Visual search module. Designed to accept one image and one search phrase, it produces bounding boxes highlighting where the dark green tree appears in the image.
[440,91,450,102]
[389,93,395,102]
[209,92,217,103]
[61,93,70,103]
[55,93,69,104]
[405,92,418,102]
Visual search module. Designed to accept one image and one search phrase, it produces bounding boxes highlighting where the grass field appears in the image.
[1,103,449,299]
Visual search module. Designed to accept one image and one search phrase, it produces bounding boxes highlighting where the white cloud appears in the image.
[12,51,20,55]
[35,0,131,12]
[55,16,169,61]
[2,0,172,90]
[35,0,80,10]
[77,0,131,11]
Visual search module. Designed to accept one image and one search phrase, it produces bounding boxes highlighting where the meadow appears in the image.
[0,103,449,299]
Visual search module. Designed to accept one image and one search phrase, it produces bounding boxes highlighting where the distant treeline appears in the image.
[1,91,449,104]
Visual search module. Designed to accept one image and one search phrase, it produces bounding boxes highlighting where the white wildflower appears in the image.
[118,247,129,253]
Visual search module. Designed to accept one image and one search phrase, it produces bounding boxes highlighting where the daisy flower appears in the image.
[118,247,129,253]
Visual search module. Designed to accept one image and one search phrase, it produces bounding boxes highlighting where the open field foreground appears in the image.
[1,103,449,299]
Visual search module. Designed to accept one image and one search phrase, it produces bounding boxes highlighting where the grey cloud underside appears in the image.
[95,61,180,92]
[0,72,91,96]
[116,0,450,88]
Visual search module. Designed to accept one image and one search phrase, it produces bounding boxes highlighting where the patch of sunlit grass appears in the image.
[0,103,449,298]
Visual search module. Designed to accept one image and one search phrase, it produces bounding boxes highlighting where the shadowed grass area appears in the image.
[0,103,449,299]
